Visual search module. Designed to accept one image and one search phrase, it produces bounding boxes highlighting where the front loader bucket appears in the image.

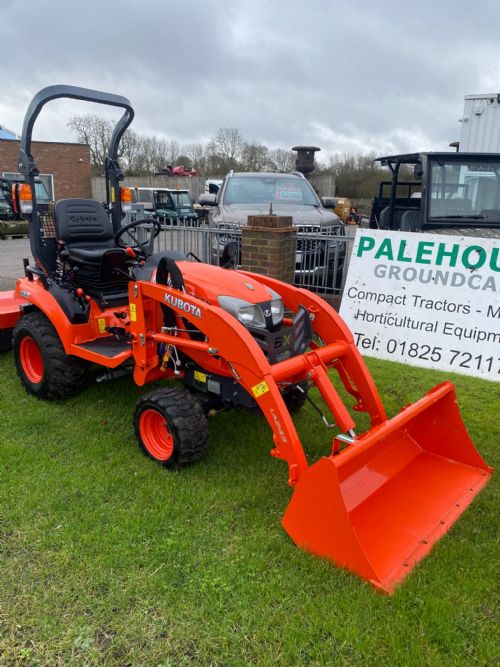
[282,382,492,593]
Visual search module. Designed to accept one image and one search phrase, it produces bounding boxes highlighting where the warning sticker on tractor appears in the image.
[194,370,207,383]
[340,229,500,381]
[98,318,106,333]
[129,304,137,322]
[251,381,270,398]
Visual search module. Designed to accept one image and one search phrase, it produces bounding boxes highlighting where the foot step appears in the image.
[74,336,131,358]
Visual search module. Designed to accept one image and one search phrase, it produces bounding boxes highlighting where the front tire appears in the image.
[134,386,208,468]
[13,311,88,400]
[282,381,308,413]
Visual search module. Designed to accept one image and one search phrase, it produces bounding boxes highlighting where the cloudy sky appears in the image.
[1,0,499,162]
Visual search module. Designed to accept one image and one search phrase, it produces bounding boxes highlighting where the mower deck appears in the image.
[0,290,26,330]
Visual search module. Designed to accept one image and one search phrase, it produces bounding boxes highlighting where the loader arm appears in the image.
[129,276,492,593]
[240,272,387,426]
[128,275,403,485]
[129,279,309,483]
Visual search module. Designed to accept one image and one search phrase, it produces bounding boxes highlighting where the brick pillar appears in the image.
[240,214,297,283]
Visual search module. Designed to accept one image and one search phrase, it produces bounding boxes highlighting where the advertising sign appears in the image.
[340,229,500,381]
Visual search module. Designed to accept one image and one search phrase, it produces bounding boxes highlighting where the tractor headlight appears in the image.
[266,288,284,326]
[218,296,266,328]
[270,298,284,326]
[238,304,265,327]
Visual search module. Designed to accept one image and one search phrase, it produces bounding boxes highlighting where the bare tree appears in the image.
[241,142,270,171]
[119,128,143,175]
[135,136,171,174]
[68,115,307,180]
[67,114,116,174]
[184,141,208,173]
[208,127,244,173]
[268,148,296,173]
[328,152,388,198]
[68,114,182,176]
[165,140,181,166]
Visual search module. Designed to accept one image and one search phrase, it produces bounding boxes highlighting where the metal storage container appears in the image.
[459,93,500,152]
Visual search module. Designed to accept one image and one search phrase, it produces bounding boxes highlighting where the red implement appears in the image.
[0,290,26,350]
[0,290,26,329]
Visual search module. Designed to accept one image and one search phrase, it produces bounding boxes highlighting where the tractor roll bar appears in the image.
[17,85,134,273]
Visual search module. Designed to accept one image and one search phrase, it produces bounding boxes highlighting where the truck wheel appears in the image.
[134,386,208,468]
[13,311,88,400]
[282,381,308,413]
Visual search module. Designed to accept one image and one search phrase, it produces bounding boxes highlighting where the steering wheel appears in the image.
[114,218,162,258]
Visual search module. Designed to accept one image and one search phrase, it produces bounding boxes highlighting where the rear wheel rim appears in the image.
[20,336,44,384]
[139,408,174,461]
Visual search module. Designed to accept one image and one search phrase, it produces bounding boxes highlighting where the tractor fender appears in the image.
[14,278,91,353]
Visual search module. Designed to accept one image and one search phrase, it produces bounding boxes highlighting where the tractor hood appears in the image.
[178,262,273,305]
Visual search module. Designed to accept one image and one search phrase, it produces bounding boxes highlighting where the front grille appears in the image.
[296,225,321,234]
[297,238,322,252]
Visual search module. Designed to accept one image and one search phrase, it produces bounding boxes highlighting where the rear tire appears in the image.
[13,311,88,400]
[134,386,208,469]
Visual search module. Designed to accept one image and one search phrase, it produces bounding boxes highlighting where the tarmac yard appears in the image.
[0,237,30,290]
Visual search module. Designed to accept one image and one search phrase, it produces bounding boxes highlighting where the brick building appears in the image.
[0,139,92,200]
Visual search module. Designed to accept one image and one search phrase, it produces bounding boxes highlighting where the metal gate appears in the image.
[131,215,355,296]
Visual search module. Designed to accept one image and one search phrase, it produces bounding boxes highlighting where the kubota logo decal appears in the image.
[164,294,201,319]
[269,408,288,443]
[69,214,98,225]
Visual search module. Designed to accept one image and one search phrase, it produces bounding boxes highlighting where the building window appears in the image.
[2,172,54,200]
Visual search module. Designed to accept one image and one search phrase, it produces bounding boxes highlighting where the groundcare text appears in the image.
[340,229,500,381]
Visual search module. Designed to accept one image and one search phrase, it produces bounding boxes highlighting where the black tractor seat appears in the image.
[66,246,112,262]
[54,198,130,309]
[55,198,122,263]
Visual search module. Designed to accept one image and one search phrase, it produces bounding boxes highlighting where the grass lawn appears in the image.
[0,350,498,666]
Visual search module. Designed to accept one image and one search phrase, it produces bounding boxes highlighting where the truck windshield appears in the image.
[155,192,173,208]
[429,160,500,221]
[223,176,318,206]
[170,192,192,208]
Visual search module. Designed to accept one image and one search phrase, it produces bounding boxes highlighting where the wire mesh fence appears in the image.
[124,211,356,296]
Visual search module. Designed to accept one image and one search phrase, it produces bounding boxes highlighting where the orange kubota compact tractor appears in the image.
[0,86,492,593]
